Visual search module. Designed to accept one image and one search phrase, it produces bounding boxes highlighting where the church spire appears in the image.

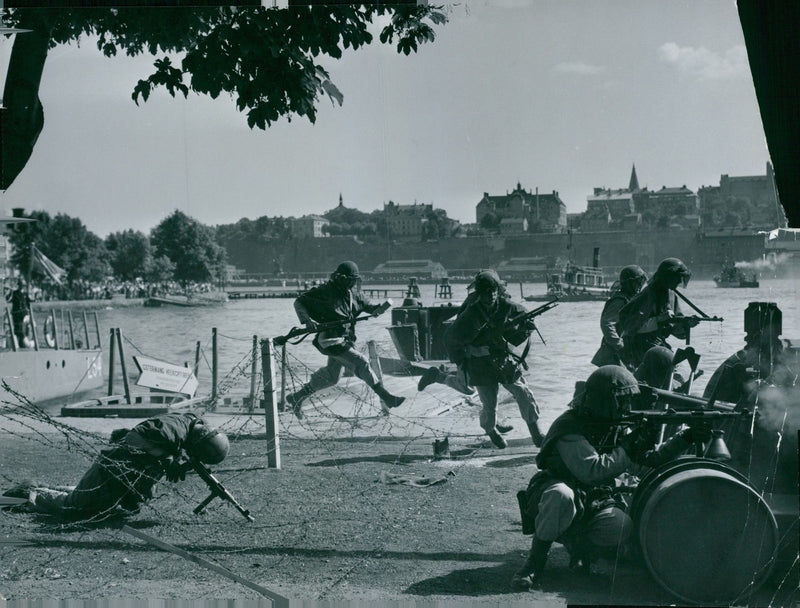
[338,193,344,207]
[628,164,640,191]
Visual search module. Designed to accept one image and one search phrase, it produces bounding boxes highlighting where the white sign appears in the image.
[133,356,199,397]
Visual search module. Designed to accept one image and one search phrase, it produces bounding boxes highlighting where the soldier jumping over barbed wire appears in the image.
[284,261,404,418]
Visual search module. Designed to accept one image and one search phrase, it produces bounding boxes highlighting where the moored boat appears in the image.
[524,261,611,302]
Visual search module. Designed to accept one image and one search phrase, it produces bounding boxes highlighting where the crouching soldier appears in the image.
[8,413,229,521]
[511,365,709,590]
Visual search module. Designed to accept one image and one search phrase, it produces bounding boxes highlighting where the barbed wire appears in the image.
[1,331,797,604]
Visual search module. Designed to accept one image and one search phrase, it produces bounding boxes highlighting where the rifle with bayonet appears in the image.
[189,456,254,522]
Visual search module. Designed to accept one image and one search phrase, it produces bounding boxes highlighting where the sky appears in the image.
[0,0,770,238]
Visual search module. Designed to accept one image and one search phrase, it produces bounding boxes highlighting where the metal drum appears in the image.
[630,456,778,605]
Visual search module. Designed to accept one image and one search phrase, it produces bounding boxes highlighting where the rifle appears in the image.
[506,298,559,345]
[274,300,392,347]
[619,406,750,457]
[637,383,736,412]
[189,456,254,522]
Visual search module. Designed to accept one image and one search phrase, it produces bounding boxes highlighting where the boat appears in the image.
[524,261,611,302]
[144,292,228,307]
[713,260,759,288]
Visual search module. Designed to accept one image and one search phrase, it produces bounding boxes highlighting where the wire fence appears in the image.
[0,331,798,605]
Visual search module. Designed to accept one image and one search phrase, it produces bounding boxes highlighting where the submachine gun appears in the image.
[189,456,255,522]
[662,288,724,345]
[623,384,750,458]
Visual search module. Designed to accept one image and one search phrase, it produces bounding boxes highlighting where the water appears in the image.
[91,278,799,428]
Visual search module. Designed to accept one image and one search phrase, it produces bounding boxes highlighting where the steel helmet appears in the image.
[576,365,640,421]
[331,261,360,280]
[188,425,230,465]
[653,258,691,288]
[471,269,502,294]
[634,346,675,389]
[619,265,647,291]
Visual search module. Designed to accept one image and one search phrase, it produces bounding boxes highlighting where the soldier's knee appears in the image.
[535,483,577,541]
[586,506,633,547]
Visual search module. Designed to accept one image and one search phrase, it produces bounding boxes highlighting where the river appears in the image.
[80,278,799,427]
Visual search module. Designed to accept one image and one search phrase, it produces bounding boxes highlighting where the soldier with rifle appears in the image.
[445,269,550,448]
[284,261,403,418]
[5,413,233,521]
[512,365,743,591]
[617,258,722,368]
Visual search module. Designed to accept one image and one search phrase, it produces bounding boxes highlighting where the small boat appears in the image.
[525,261,611,302]
[144,293,228,307]
[713,261,759,288]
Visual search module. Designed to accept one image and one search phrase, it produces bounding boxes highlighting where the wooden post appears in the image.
[280,343,287,410]
[93,312,101,350]
[67,311,76,349]
[260,338,281,469]
[194,340,201,378]
[368,340,390,415]
[27,304,39,351]
[116,328,132,404]
[5,308,17,352]
[82,311,90,349]
[248,334,258,412]
[50,310,59,350]
[107,328,116,396]
[211,328,218,401]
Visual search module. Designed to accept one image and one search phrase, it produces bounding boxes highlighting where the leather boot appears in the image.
[417,367,442,391]
[286,385,312,419]
[373,383,405,409]
[511,537,552,590]
[528,421,545,447]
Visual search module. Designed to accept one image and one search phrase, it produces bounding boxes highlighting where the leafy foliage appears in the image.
[105,229,152,281]
[7,5,447,130]
[8,211,111,283]
[150,210,226,283]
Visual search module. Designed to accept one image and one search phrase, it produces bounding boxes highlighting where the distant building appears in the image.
[496,256,554,280]
[500,216,528,234]
[698,162,786,230]
[476,183,566,232]
[384,201,432,237]
[292,214,329,238]
[583,165,700,231]
[372,259,448,279]
[635,185,699,225]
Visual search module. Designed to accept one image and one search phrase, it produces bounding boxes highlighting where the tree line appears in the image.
[9,210,225,286]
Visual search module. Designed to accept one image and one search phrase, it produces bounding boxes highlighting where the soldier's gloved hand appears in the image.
[165,457,188,483]
[524,318,537,331]
[619,425,657,463]
[679,423,712,446]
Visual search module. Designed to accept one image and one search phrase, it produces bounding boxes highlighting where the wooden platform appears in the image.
[61,393,208,417]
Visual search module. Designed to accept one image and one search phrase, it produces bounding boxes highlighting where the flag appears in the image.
[32,246,66,285]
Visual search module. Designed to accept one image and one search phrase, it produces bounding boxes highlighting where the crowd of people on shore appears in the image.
[3,277,219,303]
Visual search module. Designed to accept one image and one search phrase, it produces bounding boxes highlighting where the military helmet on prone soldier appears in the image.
[188,424,230,465]
[577,365,640,421]
[472,269,502,294]
[331,261,360,281]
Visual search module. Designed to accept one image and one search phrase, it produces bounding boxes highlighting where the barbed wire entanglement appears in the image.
[1,326,798,605]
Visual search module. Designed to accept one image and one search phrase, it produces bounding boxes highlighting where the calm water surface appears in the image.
[90,279,799,421]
